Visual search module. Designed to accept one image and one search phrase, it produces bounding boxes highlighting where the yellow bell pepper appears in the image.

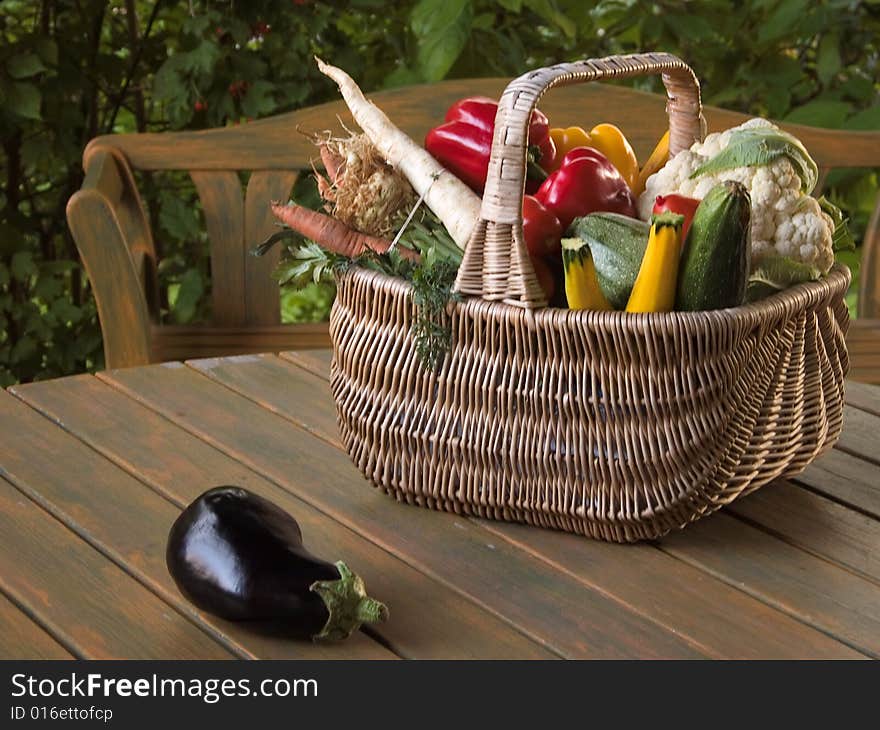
[587,123,640,192]
[634,130,670,196]
[625,212,684,313]
[548,124,639,191]
[561,238,612,311]
[547,126,593,172]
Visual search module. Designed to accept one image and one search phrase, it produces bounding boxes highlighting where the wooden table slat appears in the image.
[282,349,333,379]
[837,407,880,467]
[845,380,880,417]
[0,475,233,660]
[99,363,707,659]
[795,449,880,520]
[188,355,870,659]
[663,514,880,657]
[0,591,74,660]
[0,388,393,661]
[12,375,554,660]
[725,479,880,584]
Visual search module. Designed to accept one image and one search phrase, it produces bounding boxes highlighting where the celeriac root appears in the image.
[308,129,417,240]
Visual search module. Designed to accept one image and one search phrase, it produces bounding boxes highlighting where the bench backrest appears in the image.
[80,78,880,328]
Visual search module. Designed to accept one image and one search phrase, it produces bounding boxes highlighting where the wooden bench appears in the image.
[68,79,880,380]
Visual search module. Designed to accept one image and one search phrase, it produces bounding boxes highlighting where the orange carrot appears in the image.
[270,202,418,260]
[319,144,344,183]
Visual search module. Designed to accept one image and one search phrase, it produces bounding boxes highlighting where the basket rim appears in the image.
[336,262,851,335]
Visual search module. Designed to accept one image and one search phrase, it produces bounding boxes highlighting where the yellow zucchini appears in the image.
[634,130,670,196]
[625,212,684,313]
[561,238,612,311]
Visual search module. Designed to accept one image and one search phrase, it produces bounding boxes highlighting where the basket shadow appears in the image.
[658,478,827,550]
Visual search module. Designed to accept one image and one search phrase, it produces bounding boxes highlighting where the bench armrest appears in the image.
[66,147,159,368]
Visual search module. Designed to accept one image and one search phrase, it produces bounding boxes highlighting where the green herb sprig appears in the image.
[265,206,464,371]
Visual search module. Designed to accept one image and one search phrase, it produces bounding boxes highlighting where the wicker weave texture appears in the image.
[328,53,851,542]
[330,266,850,542]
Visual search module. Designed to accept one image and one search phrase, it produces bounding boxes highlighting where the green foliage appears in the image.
[408,243,463,369]
[1,0,878,383]
[412,0,474,81]
[281,282,336,325]
[275,240,345,289]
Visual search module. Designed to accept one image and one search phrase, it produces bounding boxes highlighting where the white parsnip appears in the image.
[315,57,481,250]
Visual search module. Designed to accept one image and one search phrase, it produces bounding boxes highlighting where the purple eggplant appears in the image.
[166,486,388,641]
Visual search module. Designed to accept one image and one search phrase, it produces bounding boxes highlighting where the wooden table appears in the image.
[2,350,879,660]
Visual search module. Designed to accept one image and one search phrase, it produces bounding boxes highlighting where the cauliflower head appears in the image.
[639,118,835,274]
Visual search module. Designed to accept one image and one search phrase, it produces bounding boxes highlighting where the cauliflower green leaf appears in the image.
[689,127,818,194]
[817,195,856,252]
[746,253,822,302]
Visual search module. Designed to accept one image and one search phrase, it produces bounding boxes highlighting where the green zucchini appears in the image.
[566,213,650,310]
[675,181,751,311]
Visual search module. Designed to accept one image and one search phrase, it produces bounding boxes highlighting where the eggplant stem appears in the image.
[310,561,389,641]
[357,597,389,624]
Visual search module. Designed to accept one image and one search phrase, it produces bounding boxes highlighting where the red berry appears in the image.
[194,100,207,112]
[228,80,249,98]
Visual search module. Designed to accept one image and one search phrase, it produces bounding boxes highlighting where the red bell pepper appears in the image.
[534,147,637,229]
[522,195,563,257]
[530,254,555,301]
[652,193,700,242]
[425,96,556,193]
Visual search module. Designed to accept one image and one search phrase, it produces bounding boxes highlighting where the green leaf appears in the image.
[159,194,202,241]
[34,39,58,66]
[690,126,818,194]
[11,251,37,282]
[240,80,276,118]
[4,81,41,120]
[0,223,25,256]
[33,272,63,301]
[382,65,422,89]
[170,268,204,324]
[50,298,82,325]
[747,252,822,302]
[273,240,341,288]
[472,12,496,30]
[183,11,217,37]
[497,0,523,10]
[758,0,808,43]
[816,32,840,86]
[181,41,221,75]
[280,281,335,324]
[817,195,855,252]
[837,75,875,105]
[844,105,880,131]
[525,0,576,38]
[10,336,38,365]
[6,52,48,79]
[663,13,715,40]
[0,367,15,388]
[411,0,474,81]
[784,99,851,128]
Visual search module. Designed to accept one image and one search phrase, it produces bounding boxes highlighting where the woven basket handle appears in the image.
[454,52,703,308]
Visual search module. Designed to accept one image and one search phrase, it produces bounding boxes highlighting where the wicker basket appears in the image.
[328,52,851,542]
